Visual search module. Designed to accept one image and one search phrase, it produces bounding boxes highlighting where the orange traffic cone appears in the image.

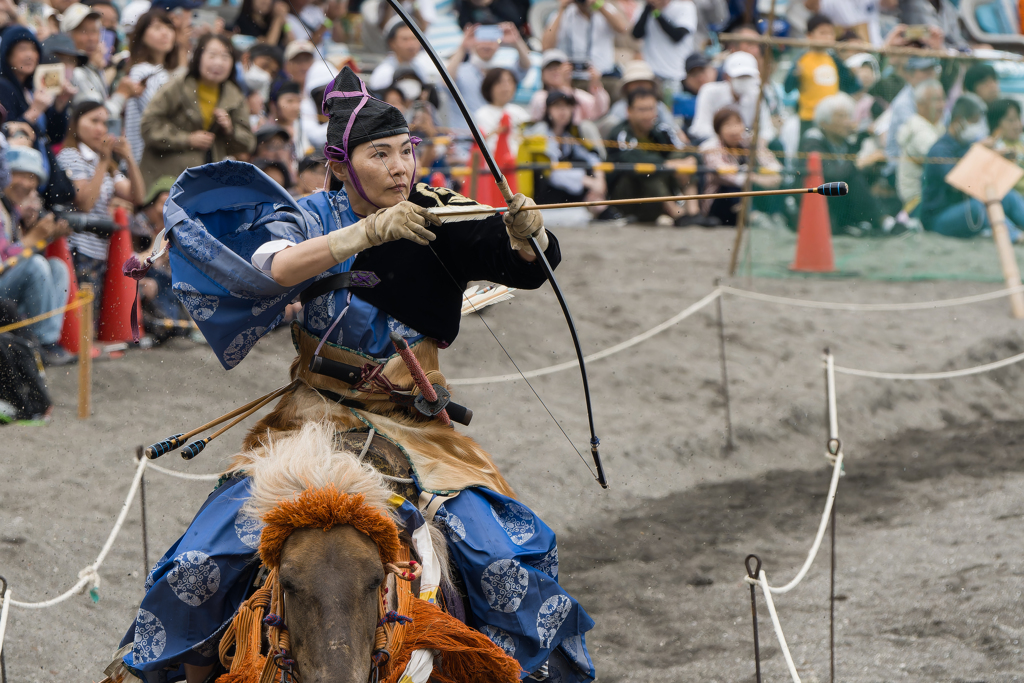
[790,152,835,273]
[45,236,80,353]
[98,207,139,342]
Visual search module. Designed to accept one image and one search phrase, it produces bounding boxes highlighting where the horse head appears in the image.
[230,421,445,683]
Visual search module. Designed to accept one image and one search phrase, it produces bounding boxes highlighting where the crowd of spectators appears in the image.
[1,0,1022,373]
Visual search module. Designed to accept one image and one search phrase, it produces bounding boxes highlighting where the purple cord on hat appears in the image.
[321,78,423,208]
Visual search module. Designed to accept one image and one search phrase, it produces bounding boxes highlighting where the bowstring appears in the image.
[290,16,598,480]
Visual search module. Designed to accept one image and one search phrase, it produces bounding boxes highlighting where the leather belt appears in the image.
[299,270,381,307]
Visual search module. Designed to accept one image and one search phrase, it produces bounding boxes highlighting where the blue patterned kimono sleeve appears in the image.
[435,489,596,682]
[119,476,264,681]
[165,161,327,369]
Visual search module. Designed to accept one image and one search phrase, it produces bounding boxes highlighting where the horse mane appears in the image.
[228,421,452,587]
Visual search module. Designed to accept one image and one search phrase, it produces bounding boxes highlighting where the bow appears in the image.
[380,0,606,487]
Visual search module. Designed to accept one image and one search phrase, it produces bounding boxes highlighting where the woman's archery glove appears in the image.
[327,200,440,263]
[503,193,549,254]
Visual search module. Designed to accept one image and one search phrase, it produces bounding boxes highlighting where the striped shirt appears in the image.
[124,63,170,162]
[59,144,126,261]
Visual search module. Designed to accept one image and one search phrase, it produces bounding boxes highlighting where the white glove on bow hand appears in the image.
[503,193,548,254]
[326,200,440,263]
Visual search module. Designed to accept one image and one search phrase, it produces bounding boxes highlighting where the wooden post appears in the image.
[78,284,93,419]
[985,186,1024,318]
[728,0,778,276]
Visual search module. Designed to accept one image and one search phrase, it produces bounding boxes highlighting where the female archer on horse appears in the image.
[117,66,596,683]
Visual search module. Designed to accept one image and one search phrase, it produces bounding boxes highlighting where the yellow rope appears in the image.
[0,289,94,335]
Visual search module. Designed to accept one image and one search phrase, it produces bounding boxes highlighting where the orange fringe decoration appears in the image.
[258,484,402,569]
[216,570,276,683]
[382,596,523,683]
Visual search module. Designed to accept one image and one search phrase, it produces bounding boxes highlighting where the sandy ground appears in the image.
[4,224,1024,682]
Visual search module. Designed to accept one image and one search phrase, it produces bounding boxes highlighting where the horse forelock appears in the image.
[258,485,402,570]
[228,421,400,565]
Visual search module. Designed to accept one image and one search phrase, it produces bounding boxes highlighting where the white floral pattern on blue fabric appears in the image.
[176,218,223,263]
[172,282,219,321]
[251,292,289,317]
[491,500,536,545]
[481,558,529,613]
[387,317,419,338]
[306,293,335,331]
[234,506,265,550]
[529,547,558,579]
[537,594,572,649]
[133,608,167,662]
[481,625,516,657]
[191,635,219,659]
[223,326,267,368]
[437,506,466,542]
[167,550,221,607]
[559,634,589,671]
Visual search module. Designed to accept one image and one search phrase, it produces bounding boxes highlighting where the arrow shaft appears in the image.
[432,186,817,217]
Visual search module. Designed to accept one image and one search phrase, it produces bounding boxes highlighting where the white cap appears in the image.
[60,3,101,32]
[284,40,316,62]
[620,60,656,86]
[6,146,47,184]
[723,51,760,79]
[541,49,569,70]
[121,0,153,31]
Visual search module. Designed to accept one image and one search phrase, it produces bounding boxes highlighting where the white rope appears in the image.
[448,283,1024,387]
[721,284,1024,311]
[10,457,148,609]
[826,351,839,445]
[145,461,222,481]
[0,587,11,657]
[746,450,844,595]
[834,349,1024,380]
[744,352,843,595]
[758,569,803,683]
[449,290,722,385]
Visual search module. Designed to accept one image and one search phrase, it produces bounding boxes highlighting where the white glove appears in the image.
[327,200,440,263]
[502,193,548,253]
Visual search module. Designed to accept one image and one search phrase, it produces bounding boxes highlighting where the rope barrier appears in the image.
[145,461,222,481]
[757,569,803,683]
[721,284,1024,311]
[834,349,1024,380]
[448,289,722,385]
[0,290,94,335]
[0,587,10,659]
[451,284,1024,386]
[9,457,147,609]
[418,161,779,178]
[423,132,967,163]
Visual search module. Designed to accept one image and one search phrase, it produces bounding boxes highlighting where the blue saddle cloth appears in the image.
[120,479,595,683]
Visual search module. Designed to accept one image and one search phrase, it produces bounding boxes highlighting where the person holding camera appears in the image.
[528,49,610,124]
[542,0,631,84]
[58,100,145,314]
[0,25,75,145]
[0,146,74,365]
[447,22,531,117]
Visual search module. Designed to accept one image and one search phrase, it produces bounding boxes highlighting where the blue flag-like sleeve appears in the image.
[164,161,327,369]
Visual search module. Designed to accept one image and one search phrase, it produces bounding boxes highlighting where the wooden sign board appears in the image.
[944,143,1024,202]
